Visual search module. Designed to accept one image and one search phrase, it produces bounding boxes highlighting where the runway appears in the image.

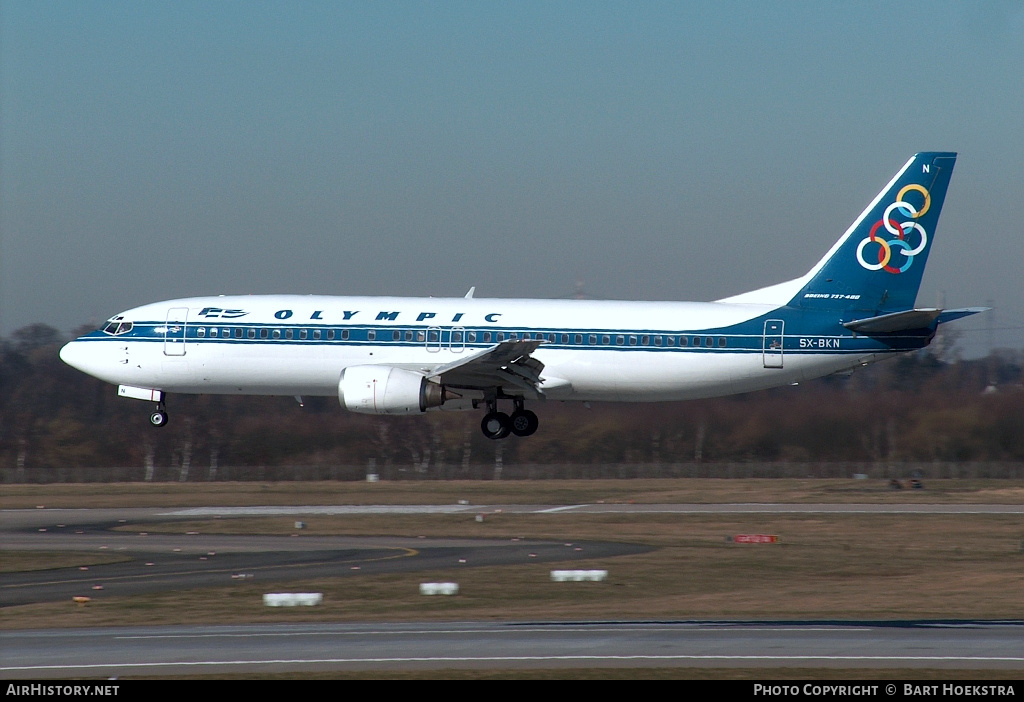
[3,620,1022,677]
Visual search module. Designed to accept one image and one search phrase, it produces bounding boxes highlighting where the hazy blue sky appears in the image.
[2,1,1022,355]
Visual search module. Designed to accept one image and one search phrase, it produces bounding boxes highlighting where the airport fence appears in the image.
[3,461,1024,483]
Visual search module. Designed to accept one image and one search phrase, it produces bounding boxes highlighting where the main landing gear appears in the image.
[149,401,168,428]
[480,398,538,440]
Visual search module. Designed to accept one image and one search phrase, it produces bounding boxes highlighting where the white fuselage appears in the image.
[60,294,885,405]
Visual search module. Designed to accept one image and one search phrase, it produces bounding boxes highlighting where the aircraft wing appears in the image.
[427,340,545,394]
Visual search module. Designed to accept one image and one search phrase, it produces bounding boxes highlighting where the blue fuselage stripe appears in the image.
[83,319,932,354]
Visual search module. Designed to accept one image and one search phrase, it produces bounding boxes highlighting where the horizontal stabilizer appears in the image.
[843,309,943,333]
[935,307,990,324]
[843,307,989,334]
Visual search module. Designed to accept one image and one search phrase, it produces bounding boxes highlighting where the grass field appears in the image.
[4,479,1023,626]
[3,477,1024,508]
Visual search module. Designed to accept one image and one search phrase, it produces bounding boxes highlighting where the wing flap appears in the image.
[428,340,545,393]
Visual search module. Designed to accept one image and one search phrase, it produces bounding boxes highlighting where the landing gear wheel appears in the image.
[149,410,168,428]
[509,409,539,437]
[480,411,511,440]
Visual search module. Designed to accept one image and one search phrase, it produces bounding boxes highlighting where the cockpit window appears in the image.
[102,320,134,336]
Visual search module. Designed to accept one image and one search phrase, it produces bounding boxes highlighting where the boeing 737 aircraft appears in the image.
[60,152,984,439]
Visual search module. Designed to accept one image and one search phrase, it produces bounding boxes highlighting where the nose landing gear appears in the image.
[149,402,168,428]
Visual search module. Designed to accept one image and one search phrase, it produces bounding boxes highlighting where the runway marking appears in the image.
[163,505,477,516]
[5,654,1024,673]
[0,548,418,590]
[114,626,874,640]
[154,503,1024,516]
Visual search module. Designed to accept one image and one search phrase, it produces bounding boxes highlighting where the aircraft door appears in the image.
[762,320,784,368]
[449,327,465,353]
[164,307,188,356]
[426,326,441,353]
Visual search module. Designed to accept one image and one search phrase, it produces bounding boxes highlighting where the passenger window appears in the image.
[561,334,569,344]
[260,328,269,339]
[197,327,206,337]
[468,331,477,342]
[299,330,307,340]
[574,334,582,344]
[629,335,637,346]
[285,329,293,339]
[616,335,625,345]
[210,328,218,338]
[588,334,596,344]
[367,330,375,341]
[664,336,673,346]
[679,336,688,347]
[452,331,463,342]
[405,330,413,341]
[654,335,661,346]
[418,331,426,342]
[393,330,401,341]
[496,332,504,342]
[221,328,228,338]
[704,337,712,347]
[718,337,727,347]
[641,335,650,345]
[428,329,439,342]
[341,330,349,340]
[248,328,256,339]
[327,330,335,340]
[602,335,610,345]
[273,329,281,339]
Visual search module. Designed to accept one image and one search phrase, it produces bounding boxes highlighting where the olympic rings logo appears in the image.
[855,184,931,274]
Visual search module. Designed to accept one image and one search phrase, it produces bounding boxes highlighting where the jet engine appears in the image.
[338,365,445,415]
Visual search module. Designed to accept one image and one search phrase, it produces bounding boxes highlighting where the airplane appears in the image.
[60,152,985,440]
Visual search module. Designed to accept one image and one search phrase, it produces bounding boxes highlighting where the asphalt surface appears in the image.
[3,620,1022,677]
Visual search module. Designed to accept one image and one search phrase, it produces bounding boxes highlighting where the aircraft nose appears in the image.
[59,340,92,374]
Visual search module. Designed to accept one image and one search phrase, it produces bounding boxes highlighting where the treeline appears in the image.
[1,323,1022,480]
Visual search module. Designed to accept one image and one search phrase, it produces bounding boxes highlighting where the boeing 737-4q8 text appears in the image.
[60,152,985,439]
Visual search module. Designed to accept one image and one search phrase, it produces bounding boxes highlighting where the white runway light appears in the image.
[263,593,323,607]
[550,570,608,582]
[419,582,459,595]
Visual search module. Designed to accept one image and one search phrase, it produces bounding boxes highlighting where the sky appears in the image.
[2,1,1022,356]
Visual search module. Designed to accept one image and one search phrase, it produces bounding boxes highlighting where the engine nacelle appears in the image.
[338,365,445,415]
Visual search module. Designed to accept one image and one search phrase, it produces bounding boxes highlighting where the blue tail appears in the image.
[791,152,956,315]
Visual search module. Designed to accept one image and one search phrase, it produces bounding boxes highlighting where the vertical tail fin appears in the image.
[791,152,957,314]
